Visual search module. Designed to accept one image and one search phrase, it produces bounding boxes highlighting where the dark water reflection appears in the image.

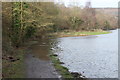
[53,29,118,78]
[29,39,50,60]
[29,37,60,60]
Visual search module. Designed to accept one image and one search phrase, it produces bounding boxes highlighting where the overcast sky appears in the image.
[55,0,120,8]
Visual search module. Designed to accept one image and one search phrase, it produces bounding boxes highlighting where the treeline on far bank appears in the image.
[3,2,118,50]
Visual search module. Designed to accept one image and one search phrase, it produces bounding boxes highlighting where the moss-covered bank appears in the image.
[49,54,88,79]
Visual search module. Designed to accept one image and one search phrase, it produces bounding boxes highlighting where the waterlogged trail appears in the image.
[25,54,59,78]
[25,39,60,78]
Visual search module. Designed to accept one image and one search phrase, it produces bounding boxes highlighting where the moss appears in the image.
[50,54,88,79]
[49,54,73,78]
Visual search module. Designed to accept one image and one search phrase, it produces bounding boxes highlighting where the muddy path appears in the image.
[25,53,60,78]
[24,39,61,78]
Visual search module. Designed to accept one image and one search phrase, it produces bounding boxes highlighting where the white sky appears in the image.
[55,0,120,8]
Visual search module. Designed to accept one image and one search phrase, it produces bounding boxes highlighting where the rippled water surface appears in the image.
[54,30,118,78]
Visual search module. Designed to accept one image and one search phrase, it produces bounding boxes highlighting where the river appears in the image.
[53,29,118,78]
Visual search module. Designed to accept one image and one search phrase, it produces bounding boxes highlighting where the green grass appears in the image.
[50,54,73,78]
[3,49,25,78]
[55,30,111,37]
[72,31,110,35]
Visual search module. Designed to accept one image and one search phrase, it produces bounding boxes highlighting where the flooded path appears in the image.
[53,30,118,78]
[25,39,60,78]
[25,54,59,78]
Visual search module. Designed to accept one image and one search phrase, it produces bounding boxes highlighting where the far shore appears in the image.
[51,29,111,38]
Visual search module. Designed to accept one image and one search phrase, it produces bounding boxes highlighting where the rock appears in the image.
[52,54,58,56]
[71,72,81,78]
[71,72,86,79]
[59,62,64,64]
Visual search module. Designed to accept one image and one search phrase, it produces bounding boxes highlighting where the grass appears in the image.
[53,30,111,37]
[50,54,74,78]
[2,40,40,78]
[2,49,25,78]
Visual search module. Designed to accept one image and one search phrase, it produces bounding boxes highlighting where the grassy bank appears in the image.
[2,48,25,78]
[50,54,87,79]
[49,54,73,78]
[53,30,110,37]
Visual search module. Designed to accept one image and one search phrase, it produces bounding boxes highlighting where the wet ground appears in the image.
[25,54,60,78]
[25,39,61,78]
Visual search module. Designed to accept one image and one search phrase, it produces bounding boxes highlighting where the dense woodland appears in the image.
[3,2,118,49]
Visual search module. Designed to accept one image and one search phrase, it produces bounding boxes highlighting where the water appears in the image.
[29,37,59,60]
[29,38,51,60]
[53,30,118,78]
